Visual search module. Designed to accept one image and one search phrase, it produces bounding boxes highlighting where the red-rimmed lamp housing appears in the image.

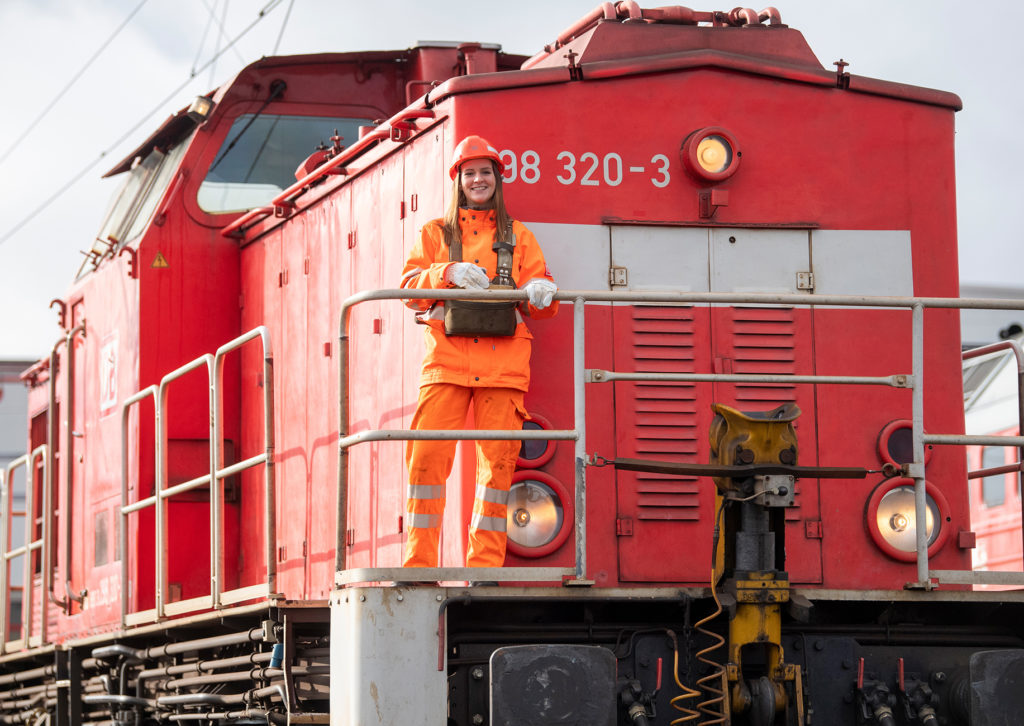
[516,412,556,469]
[505,471,573,558]
[680,126,741,182]
[866,477,951,562]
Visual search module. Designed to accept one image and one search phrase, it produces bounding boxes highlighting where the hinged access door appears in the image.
[610,226,822,583]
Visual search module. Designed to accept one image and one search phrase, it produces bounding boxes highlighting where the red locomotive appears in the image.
[3,4,1024,725]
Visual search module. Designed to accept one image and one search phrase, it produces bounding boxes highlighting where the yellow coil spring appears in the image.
[694,571,728,725]
[668,629,700,724]
[691,499,729,725]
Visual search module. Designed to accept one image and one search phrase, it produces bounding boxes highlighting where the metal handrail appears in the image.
[119,327,275,626]
[1,446,49,652]
[961,339,1024,560]
[212,327,276,606]
[46,323,87,613]
[338,288,1024,590]
[120,384,157,627]
[155,354,215,619]
[62,323,87,608]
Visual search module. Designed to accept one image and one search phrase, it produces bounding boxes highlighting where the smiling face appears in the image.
[459,159,497,206]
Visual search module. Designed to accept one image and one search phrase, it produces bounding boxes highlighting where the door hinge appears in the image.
[609,266,628,287]
[616,517,633,536]
[796,271,814,291]
[805,520,823,539]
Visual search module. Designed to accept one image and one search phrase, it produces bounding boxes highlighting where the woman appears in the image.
[399,135,558,575]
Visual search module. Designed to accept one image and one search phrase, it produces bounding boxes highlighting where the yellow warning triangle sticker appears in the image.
[151,252,169,268]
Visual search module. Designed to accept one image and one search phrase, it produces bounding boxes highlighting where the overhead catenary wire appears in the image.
[270,0,294,54]
[192,0,218,76]
[211,0,230,87]
[0,0,151,168]
[199,0,248,69]
[0,0,285,248]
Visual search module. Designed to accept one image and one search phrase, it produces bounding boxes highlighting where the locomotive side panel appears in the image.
[73,258,141,628]
[305,200,343,599]
[239,224,282,594]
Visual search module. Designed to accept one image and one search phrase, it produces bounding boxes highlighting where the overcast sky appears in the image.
[0,1,1019,360]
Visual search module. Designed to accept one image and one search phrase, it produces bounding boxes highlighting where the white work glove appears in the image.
[445,262,490,290]
[523,278,557,309]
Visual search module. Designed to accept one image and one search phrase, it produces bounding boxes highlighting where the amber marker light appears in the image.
[697,135,731,173]
[681,126,741,182]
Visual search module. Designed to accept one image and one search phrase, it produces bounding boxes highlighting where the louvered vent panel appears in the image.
[726,305,811,519]
[730,306,797,406]
[629,307,701,521]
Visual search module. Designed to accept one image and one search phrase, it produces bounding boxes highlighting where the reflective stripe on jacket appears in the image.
[400,210,558,391]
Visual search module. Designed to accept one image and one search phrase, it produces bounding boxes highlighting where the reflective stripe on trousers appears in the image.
[403,383,525,568]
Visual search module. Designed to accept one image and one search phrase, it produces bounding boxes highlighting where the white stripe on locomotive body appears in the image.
[529,223,914,299]
[524,222,611,293]
[812,230,914,297]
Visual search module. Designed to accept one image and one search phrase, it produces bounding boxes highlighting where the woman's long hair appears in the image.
[443,160,512,250]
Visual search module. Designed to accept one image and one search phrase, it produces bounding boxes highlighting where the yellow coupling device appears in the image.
[708,402,806,725]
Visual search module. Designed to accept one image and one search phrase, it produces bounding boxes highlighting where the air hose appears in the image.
[695,500,729,725]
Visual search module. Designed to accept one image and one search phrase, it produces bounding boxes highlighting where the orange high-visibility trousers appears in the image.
[403,383,526,568]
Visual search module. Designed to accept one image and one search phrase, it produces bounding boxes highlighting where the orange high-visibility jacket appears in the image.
[400,210,559,392]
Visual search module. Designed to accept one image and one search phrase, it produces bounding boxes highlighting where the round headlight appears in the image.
[876,486,938,551]
[681,127,741,182]
[866,477,951,562]
[505,472,573,558]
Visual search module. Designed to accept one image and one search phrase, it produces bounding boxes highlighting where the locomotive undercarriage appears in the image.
[0,603,330,726]
[438,589,1024,726]
[2,587,1018,725]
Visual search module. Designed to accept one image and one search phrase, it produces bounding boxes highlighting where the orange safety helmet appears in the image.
[449,135,504,179]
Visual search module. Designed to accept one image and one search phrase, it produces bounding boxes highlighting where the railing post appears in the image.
[264,349,277,596]
[46,338,66,614]
[911,303,930,587]
[210,351,220,609]
[63,323,87,608]
[121,400,129,629]
[156,380,167,619]
[337,302,353,573]
[572,297,588,583]
[36,445,50,644]
[21,452,35,645]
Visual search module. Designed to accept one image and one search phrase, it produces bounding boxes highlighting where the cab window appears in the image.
[197,114,371,214]
[97,141,187,249]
